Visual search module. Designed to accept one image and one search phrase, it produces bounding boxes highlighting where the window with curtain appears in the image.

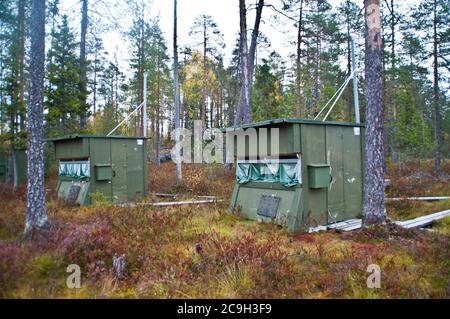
[59,160,90,178]
[236,158,301,187]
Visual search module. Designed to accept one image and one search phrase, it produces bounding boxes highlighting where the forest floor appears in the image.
[0,160,449,298]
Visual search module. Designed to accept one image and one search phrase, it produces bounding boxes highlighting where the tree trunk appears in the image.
[247,0,264,111]
[25,0,47,235]
[137,10,145,136]
[390,0,395,70]
[173,0,182,184]
[387,0,396,121]
[156,50,161,167]
[79,0,88,128]
[18,0,26,131]
[363,0,386,225]
[0,23,3,135]
[202,17,207,128]
[432,0,441,174]
[93,47,98,119]
[295,0,304,118]
[219,85,223,127]
[209,98,214,128]
[235,0,251,125]
[311,2,320,117]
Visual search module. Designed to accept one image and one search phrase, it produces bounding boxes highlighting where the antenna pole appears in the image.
[351,36,360,124]
[143,73,148,137]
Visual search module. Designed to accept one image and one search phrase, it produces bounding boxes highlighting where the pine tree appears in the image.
[144,20,172,165]
[173,0,182,184]
[88,36,106,118]
[252,57,283,121]
[189,14,224,128]
[363,0,386,225]
[3,0,28,136]
[78,0,88,128]
[45,15,84,135]
[127,1,150,135]
[25,0,47,236]
[412,0,450,174]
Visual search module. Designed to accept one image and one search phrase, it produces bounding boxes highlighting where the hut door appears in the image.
[326,127,345,223]
[111,142,128,203]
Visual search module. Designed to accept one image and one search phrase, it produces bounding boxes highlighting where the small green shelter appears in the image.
[226,119,365,233]
[48,135,148,205]
[0,147,27,184]
[0,149,7,183]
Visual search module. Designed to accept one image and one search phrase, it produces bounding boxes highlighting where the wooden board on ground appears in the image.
[309,209,450,233]
[124,199,222,208]
[386,196,450,201]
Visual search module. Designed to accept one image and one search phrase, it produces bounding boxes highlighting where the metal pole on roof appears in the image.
[351,36,360,124]
[143,73,148,137]
[106,102,144,137]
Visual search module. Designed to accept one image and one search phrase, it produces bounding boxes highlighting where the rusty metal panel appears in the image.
[257,195,281,218]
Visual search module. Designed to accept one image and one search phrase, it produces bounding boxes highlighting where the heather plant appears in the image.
[0,161,449,298]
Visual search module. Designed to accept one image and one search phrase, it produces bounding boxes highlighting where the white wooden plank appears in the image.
[307,209,450,233]
[386,196,450,201]
[153,193,217,199]
[148,199,221,207]
[124,199,222,208]
[395,210,450,229]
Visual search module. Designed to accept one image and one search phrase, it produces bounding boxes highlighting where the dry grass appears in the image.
[0,161,448,298]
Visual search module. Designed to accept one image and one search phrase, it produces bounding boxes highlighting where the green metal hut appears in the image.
[0,149,6,183]
[0,147,27,184]
[48,135,148,205]
[226,119,365,233]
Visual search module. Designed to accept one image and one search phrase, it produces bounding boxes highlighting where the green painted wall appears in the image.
[0,148,27,184]
[229,120,364,233]
[51,135,148,205]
